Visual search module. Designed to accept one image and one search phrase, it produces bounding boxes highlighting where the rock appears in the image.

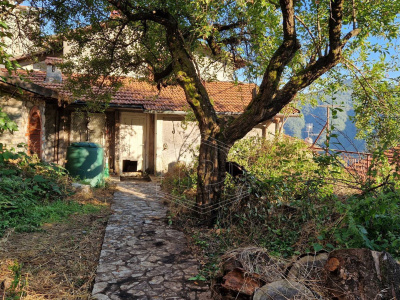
[324,248,400,300]
[221,268,263,296]
[253,280,315,300]
[72,182,91,193]
[287,252,328,281]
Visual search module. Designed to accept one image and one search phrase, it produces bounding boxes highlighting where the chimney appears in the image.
[44,57,63,83]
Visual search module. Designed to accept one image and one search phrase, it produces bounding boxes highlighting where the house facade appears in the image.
[0,58,299,176]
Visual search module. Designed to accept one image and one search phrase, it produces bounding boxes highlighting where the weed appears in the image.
[5,261,25,300]
[0,143,104,236]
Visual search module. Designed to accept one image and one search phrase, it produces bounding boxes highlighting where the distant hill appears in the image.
[284,89,366,152]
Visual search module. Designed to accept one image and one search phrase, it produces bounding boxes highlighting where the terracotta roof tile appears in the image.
[45,57,63,65]
[2,69,299,115]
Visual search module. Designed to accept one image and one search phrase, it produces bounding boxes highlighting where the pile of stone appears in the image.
[213,247,400,300]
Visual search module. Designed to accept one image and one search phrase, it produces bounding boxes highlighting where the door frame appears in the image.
[119,112,148,174]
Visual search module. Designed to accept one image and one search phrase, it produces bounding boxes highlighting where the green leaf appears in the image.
[188,275,206,281]
[313,243,323,252]
[0,21,8,29]
[33,175,47,183]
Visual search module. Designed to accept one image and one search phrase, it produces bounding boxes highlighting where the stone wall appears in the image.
[44,102,57,163]
[0,92,46,158]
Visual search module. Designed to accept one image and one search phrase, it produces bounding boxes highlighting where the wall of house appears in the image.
[0,91,46,158]
[3,6,39,60]
[154,115,282,174]
[244,121,277,140]
[44,102,57,163]
[70,112,106,146]
[155,115,200,174]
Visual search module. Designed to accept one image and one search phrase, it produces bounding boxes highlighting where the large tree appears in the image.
[26,0,399,217]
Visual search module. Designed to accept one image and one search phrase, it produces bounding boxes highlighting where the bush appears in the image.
[334,189,400,256]
[0,144,76,235]
[164,136,343,257]
[163,135,400,273]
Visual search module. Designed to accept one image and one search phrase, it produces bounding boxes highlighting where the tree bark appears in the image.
[324,249,400,300]
[196,133,230,220]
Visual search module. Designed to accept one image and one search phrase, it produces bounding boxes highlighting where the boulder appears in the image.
[72,182,91,193]
[253,280,315,300]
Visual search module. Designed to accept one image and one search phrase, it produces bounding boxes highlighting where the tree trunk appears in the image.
[196,134,230,221]
[324,249,400,300]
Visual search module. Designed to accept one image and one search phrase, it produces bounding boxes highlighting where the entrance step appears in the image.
[120,171,151,182]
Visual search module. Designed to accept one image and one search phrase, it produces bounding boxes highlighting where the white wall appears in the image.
[3,6,39,59]
[155,115,200,174]
[154,115,283,174]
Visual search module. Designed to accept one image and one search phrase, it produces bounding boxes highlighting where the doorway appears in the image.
[27,107,42,159]
[120,113,146,173]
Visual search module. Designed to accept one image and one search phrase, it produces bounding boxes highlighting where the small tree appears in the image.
[25,0,399,220]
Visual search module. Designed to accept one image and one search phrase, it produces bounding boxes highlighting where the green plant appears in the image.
[0,143,98,236]
[5,261,26,300]
[0,108,18,134]
[334,189,400,257]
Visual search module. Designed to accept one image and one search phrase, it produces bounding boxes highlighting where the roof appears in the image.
[1,68,299,115]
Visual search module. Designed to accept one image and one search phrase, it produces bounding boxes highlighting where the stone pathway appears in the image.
[92,181,212,300]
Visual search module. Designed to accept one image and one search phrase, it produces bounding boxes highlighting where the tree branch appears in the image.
[224,0,361,144]
[295,14,321,57]
[328,0,343,57]
[154,62,173,82]
[106,0,176,28]
[214,21,246,32]
[223,0,300,142]
[341,28,361,47]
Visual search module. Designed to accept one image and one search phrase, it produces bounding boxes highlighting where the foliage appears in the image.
[334,189,400,257]
[161,162,197,196]
[352,63,400,149]
[0,144,101,236]
[165,137,342,258]
[228,136,320,181]
[221,136,341,256]
[163,136,400,286]
[0,107,18,134]
[4,261,25,300]
[0,1,22,78]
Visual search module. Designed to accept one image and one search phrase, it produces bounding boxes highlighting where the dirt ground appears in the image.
[0,186,114,300]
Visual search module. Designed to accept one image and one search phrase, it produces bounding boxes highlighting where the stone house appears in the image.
[0,58,299,176]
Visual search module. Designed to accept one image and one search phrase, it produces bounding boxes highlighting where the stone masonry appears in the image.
[92,181,212,300]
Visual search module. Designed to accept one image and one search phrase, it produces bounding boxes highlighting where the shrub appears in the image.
[334,189,400,257]
[0,144,75,235]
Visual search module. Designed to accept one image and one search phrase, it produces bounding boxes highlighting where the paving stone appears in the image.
[149,275,164,285]
[92,294,111,300]
[92,282,108,295]
[92,181,211,300]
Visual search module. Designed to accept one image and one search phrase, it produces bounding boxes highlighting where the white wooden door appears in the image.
[120,114,146,171]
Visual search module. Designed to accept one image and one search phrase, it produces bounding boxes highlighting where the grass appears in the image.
[0,183,114,300]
